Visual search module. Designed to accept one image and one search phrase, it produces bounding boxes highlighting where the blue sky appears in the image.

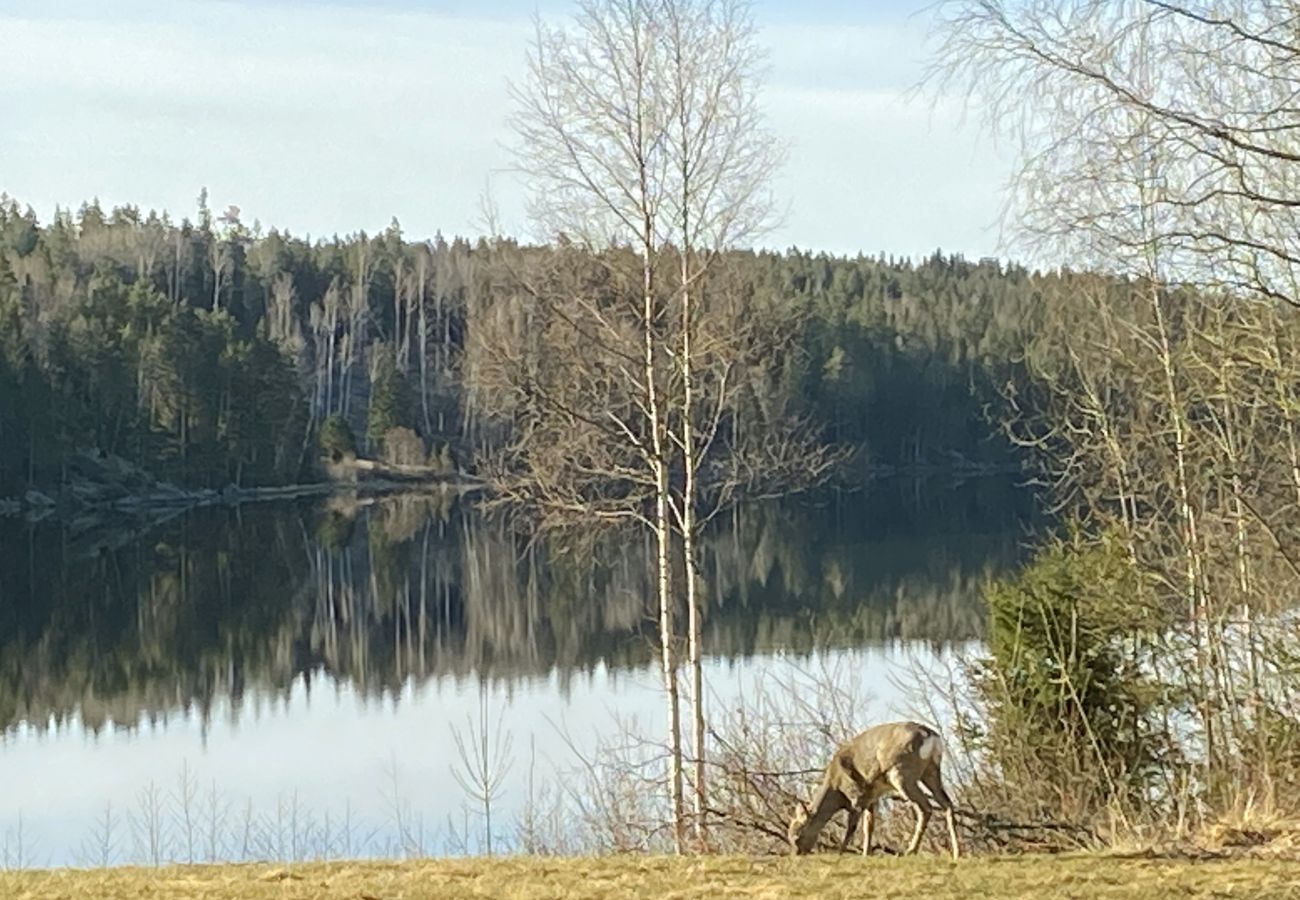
[0,0,1013,258]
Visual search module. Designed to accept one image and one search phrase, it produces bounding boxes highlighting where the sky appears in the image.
[0,0,1016,260]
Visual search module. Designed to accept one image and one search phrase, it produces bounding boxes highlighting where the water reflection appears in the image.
[0,479,1030,738]
[0,647,965,867]
[0,478,1031,865]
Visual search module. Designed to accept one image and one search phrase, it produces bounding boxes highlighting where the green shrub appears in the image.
[367,352,412,448]
[319,414,357,462]
[970,527,1177,822]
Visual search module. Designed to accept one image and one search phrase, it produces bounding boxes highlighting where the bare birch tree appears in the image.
[509,0,685,846]
[502,0,796,851]
[660,0,781,844]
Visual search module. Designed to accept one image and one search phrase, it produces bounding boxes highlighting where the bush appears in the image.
[381,426,426,467]
[367,352,412,448]
[965,526,1176,826]
[319,415,357,462]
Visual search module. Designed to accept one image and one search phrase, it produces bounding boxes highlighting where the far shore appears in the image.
[0,448,1023,527]
[0,452,484,530]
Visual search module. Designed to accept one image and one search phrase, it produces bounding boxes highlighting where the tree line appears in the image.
[0,194,1051,498]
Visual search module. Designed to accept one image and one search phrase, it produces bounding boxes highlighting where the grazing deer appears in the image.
[787,720,960,859]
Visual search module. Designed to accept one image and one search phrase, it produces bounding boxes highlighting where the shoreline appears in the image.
[0,473,483,559]
[0,446,1031,541]
[1,454,1021,522]
[0,450,485,525]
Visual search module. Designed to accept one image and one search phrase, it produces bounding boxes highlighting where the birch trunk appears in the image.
[642,222,684,855]
[418,252,432,436]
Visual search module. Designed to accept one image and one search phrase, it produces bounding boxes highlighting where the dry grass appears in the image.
[1201,817,1300,857]
[2,854,1298,900]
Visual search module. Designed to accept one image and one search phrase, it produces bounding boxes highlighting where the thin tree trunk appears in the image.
[394,262,404,369]
[418,253,432,435]
[655,454,683,853]
[1150,284,1216,772]
[326,325,336,417]
[679,245,705,846]
[211,242,225,312]
[171,231,181,303]
[1211,312,1250,756]
[642,224,683,855]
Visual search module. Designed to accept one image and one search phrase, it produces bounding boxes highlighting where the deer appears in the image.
[787,720,960,860]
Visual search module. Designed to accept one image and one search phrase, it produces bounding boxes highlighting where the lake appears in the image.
[0,477,1032,866]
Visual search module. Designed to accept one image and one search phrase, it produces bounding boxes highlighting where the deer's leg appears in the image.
[890,771,931,856]
[861,803,876,857]
[921,767,960,860]
[943,805,959,860]
[840,807,861,853]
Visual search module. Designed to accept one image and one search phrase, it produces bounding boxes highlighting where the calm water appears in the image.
[0,478,1031,866]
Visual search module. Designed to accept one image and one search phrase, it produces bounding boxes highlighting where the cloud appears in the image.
[0,0,528,238]
[0,0,1014,258]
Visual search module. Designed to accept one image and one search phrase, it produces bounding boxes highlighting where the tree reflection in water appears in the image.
[0,478,1032,737]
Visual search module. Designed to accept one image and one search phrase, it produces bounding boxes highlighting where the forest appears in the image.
[0,192,1049,498]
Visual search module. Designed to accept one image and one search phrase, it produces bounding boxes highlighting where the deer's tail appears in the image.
[918,728,944,767]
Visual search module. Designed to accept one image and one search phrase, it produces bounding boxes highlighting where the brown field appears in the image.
[2,853,1298,900]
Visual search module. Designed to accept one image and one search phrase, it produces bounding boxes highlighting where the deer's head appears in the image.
[787,801,814,854]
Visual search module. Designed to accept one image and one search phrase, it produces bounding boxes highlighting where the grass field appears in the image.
[2,854,1297,900]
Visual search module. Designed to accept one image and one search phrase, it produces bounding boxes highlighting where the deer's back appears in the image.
[832,720,941,789]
